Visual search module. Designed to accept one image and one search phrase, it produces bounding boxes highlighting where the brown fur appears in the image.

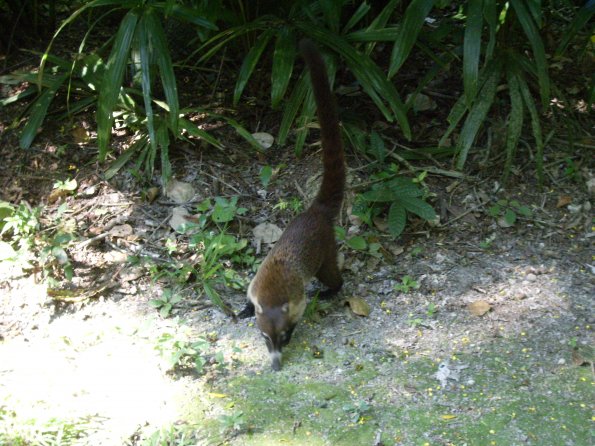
[239,39,345,371]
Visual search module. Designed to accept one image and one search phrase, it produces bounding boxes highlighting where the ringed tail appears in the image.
[299,39,345,218]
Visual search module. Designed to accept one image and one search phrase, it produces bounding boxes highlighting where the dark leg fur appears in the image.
[315,257,343,299]
[237,301,255,319]
[318,283,342,299]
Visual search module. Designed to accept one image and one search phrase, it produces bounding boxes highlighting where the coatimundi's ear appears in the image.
[255,303,263,314]
[281,303,289,313]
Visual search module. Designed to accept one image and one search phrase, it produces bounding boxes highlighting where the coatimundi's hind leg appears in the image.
[237,301,255,319]
[315,245,343,298]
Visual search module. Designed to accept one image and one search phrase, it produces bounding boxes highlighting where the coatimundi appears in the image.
[238,39,346,371]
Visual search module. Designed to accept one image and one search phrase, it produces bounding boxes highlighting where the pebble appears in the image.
[526,273,537,282]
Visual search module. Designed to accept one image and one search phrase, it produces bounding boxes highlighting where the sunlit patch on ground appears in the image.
[0,305,190,444]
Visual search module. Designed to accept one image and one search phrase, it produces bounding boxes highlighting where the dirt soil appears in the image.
[0,112,594,445]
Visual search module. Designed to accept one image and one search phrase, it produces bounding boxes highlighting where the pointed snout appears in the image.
[270,350,282,371]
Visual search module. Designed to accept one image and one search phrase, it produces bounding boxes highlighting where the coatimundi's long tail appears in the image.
[240,39,346,371]
[299,39,345,218]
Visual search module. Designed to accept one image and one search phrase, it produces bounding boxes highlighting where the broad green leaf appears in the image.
[104,135,148,179]
[456,62,500,170]
[136,12,157,169]
[463,0,484,105]
[367,0,402,30]
[488,205,501,217]
[195,21,267,64]
[556,2,595,56]
[502,70,524,183]
[183,108,260,151]
[212,200,235,223]
[346,236,367,251]
[397,196,437,221]
[293,91,316,156]
[406,52,454,110]
[439,93,468,147]
[347,27,400,42]
[97,11,138,160]
[39,0,131,87]
[76,54,106,91]
[361,178,422,202]
[361,189,398,202]
[203,281,229,313]
[503,208,517,225]
[146,10,179,133]
[0,86,37,106]
[166,5,218,30]
[156,120,171,184]
[301,26,411,138]
[278,71,309,145]
[525,0,542,27]
[160,304,172,318]
[271,29,296,108]
[179,118,222,149]
[259,165,273,188]
[510,0,549,106]
[483,1,498,61]
[388,178,423,197]
[222,116,263,152]
[233,29,275,105]
[518,75,544,186]
[388,201,406,237]
[319,0,342,33]
[388,0,434,78]
[19,74,67,149]
[343,123,368,154]
[58,96,97,117]
[517,205,532,217]
[342,2,371,33]
[369,131,386,163]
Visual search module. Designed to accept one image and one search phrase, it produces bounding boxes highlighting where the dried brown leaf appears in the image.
[467,300,491,316]
[346,297,371,317]
[165,179,195,204]
[556,195,572,208]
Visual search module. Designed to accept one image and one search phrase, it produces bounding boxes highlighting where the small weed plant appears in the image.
[219,411,246,434]
[273,197,303,214]
[303,293,333,322]
[353,159,436,238]
[335,227,382,258]
[342,400,371,424]
[155,332,214,374]
[149,288,183,318]
[394,275,419,294]
[1,200,76,282]
[143,196,254,315]
[488,199,532,226]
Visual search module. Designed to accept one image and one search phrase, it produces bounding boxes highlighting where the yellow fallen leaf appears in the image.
[556,195,572,208]
[145,187,160,203]
[71,125,89,144]
[345,297,371,317]
[208,392,227,398]
[441,414,457,420]
[468,300,491,316]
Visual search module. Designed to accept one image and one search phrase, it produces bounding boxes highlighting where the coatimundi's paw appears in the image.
[318,284,343,299]
[237,301,255,319]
